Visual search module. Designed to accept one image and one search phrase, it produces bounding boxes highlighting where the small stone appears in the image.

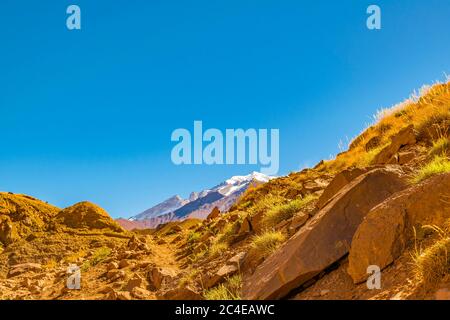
[228,252,246,268]
[204,264,238,289]
[158,286,203,300]
[8,263,42,278]
[131,287,152,299]
[126,274,144,292]
[289,213,309,232]
[107,261,119,271]
[107,270,125,281]
[116,291,132,300]
[320,289,330,296]
[119,259,131,269]
[98,285,115,294]
[171,235,183,244]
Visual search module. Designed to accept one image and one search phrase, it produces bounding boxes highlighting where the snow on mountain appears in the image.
[184,171,274,219]
[224,171,271,185]
[215,171,272,196]
[119,172,275,230]
[189,192,199,201]
[131,195,188,221]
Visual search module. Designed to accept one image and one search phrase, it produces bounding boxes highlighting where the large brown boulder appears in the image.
[316,167,368,209]
[373,125,416,164]
[242,167,407,300]
[348,173,450,283]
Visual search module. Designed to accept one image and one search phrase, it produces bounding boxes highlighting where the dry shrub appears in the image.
[411,155,450,184]
[250,230,285,259]
[262,194,316,227]
[413,225,450,286]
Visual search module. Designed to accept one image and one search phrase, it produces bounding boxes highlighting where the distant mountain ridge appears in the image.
[129,195,188,221]
[117,172,273,230]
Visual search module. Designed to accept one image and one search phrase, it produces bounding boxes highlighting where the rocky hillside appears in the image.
[0,80,449,300]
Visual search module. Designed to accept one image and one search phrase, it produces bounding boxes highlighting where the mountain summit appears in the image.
[119,172,273,230]
[130,195,188,221]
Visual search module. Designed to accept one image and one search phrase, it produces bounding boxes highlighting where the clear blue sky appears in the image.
[1,0,449,218]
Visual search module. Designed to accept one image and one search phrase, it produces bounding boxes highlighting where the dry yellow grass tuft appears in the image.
[411,155,450,184]
[413,224,450,287]
[208,242,229,259]
[204,274,242,300]
[319,81,450,174]
[43,258,58,270]
[216,220,241,244]
[81,247,111,271]
[187,230,201,244]
[179,269,200,288]
[262,194,317,227]
[250,230,286,259]
[429,137,450,157]
[64,249,88,264]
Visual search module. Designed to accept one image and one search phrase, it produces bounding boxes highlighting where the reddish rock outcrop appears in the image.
[316,167,368,209]
[242,167,407,300]
[348,173,450,283]
[373,125,416,164]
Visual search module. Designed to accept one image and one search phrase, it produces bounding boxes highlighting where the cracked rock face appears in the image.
[242,167,407,300]
[348,172,450,283]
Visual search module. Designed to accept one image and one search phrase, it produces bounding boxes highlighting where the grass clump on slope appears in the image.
[262,194,317,227]
[204,275,242,300]
[411,155,450,184]
[413,224,450,287]
[250,230,286,259]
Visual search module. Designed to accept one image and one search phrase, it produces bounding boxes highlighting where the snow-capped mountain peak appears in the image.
[215,172,273,196]
[131,194,187,221]
[225,171,272,185]
[123,172,275,229]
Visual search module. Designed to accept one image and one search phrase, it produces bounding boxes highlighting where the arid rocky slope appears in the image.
[1,81,449,300]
